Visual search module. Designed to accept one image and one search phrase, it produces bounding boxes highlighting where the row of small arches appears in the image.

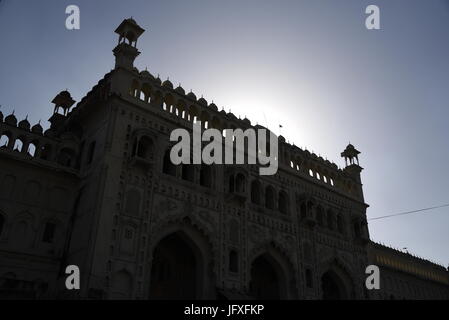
[0,212,61,249]
[0,131,96,169]
[128,82,355,196]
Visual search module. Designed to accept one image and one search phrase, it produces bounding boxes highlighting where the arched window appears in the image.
[28,142,37,157]
[163,149,176,176]
[265,186,275,210]
[235,173,245,193]
[13,138,23,152]
[229,250,239,273]
[251,180,262,205]
[200,165,212,188]
[0,134,9,148]
[278,191,288,214]
[129,80,139,97]
[135,136,153,160]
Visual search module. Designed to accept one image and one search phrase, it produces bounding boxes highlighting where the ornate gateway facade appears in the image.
[0,19,447,300]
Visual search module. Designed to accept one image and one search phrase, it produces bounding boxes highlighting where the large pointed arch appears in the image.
[319,257,356,300]
[248,243,297,299]
[148,220,215,299]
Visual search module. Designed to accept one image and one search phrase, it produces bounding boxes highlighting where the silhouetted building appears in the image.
[0,18,448,300]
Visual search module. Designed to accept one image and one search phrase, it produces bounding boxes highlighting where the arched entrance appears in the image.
[321,270,348,300]
[249,254,285,300]
[149,231,203,299]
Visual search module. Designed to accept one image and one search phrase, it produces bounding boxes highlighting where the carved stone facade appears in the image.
[0,18,447,300]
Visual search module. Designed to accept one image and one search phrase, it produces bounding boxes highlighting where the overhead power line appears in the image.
[368,203,449,221]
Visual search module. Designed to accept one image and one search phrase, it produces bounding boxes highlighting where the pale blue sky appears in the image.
[0,0,448,266]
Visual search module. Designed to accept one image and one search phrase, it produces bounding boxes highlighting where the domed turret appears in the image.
[209,102,218,111]
[187,91,197,101]
[341,143,361,166]
[52,90,75,116]
[5,112,17,126]
[140,69,153,78]
[175,85,185,95]
[113,18,145,70]
[18,117,30,131]
[198,97,208,106]
[162,79,173,89]
[32,122,43,135]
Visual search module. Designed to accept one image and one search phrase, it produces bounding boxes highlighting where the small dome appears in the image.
[32,122,43,134]
[187,91,197,101]
[4,113,17,126]
[228,112,236,119]
[154,76,162,85]
[60,90,71,98]
[175,86,185,95]
[209,102,218,111]
[127,18,138,25]
[18,118,30,130]
[162,79,173,88]
[242,117,251,125]
[198,97,208,106]
[44,129,56,138]
[140,70,153,78]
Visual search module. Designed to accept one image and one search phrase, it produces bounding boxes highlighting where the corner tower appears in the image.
[113,18,145,70]
[341,144,365,201]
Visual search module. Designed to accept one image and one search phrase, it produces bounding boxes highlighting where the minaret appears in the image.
[113,18,145,70]
[341,144,364,200]
[48,90,75,130]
